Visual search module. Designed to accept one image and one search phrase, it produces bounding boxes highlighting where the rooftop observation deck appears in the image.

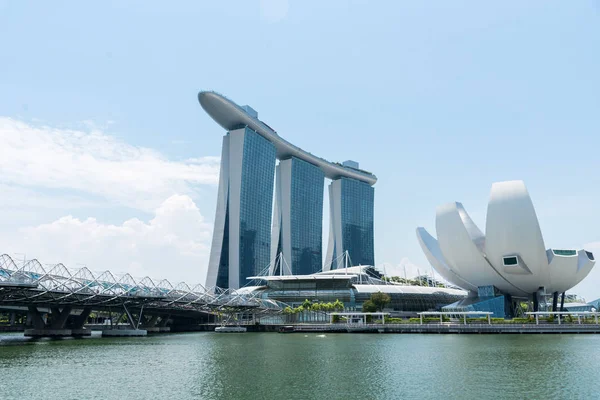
[198,91,377,186]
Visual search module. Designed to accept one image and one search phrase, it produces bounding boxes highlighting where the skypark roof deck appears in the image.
[198,91,377,185]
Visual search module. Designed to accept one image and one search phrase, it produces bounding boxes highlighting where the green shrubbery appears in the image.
[508,317,533,324]
[465,317,487,324]
[384,317,405,324]
[417,317,449,323]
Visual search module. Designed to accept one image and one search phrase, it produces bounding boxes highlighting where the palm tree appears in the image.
[301,299,313,322]
[311,303,322,322]
[333,299,344,312]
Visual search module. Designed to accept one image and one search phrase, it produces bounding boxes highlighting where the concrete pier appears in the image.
[24,328,72,338]
[102,329,147,337]
[23,306,73,337]
[146,327,171,333]
[71,328,92,337]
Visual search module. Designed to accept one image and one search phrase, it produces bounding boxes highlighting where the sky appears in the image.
[1,1,599,298]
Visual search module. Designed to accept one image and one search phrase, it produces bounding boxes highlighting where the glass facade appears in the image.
[340,177,375,266]
[290,157,324,275]
[258,278,466,313]
[238,127,277,284]
[216,208,230,288]
[443,295,512,318]
[477,285,500,298]
[503,256,518,266]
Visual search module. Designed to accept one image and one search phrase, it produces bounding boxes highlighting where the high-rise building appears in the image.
[199,91,376,289]
[271,157,324,275]
[206,126,276,289]
[325,174,375,270]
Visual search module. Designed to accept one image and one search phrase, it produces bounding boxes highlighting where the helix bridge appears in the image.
[0,253,287,332]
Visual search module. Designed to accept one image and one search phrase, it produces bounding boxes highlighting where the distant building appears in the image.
[244,266,467,316]
[199,91,377,288]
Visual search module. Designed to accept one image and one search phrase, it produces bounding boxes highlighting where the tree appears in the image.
[302,299,313,310]
[333,299,344,311]
[370,292,391,312]
[362,300,377,313]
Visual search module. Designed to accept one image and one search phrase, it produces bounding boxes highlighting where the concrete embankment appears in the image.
[199,323,600,334]
[295,323,600,334]
[0,325,25,332]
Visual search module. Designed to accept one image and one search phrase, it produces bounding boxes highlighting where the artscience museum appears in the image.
[416,180,596,318]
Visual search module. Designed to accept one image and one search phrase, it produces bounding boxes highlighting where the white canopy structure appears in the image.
[416,180,595,297]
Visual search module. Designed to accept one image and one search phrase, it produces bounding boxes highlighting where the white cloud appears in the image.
[5,195,212,284]
[378,257,435,279]
[0,117,220,212]
[0,117,221,284]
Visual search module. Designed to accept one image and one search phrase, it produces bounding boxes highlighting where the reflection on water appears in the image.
[2,332,600,399]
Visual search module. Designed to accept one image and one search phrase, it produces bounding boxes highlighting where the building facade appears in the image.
[271,157,324,276]
[206,126,276,289]
[325,176,375,270]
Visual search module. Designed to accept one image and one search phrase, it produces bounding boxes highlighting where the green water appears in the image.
[1,332,600,399]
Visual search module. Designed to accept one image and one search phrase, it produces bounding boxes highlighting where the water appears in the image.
[2,332,600,399]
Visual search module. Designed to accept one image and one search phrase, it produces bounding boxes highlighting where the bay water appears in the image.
[1,332,599,399]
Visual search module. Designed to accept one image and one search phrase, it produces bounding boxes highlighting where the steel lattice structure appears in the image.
[0,254,286,315]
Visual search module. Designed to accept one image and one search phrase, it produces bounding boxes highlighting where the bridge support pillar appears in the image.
[26,306,46,329]
[143,315,171,333]
[72,308,93,337]
[24,306,72,338]
[101,304,147,337]
[157,315,171,332]
[144,315,159,328]
[50,306,72,329]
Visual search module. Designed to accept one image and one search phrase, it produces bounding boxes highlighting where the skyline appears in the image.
[1,1,599,299]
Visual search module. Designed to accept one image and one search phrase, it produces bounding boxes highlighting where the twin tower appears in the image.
[199,92,376,289]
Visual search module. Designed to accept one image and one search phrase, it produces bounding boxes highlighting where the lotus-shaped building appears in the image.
[416,180,595,316]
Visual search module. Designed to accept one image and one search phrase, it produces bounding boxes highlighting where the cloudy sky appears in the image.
[1,1,600,298]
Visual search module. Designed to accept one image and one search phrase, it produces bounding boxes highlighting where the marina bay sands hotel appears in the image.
[199,92,376,289]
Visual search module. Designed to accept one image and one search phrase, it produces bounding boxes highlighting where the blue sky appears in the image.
[1,1,599,298]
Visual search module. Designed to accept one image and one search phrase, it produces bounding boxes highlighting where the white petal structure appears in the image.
[485,181,549,293]
[416,227,477,292]
[416,180,595,297]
